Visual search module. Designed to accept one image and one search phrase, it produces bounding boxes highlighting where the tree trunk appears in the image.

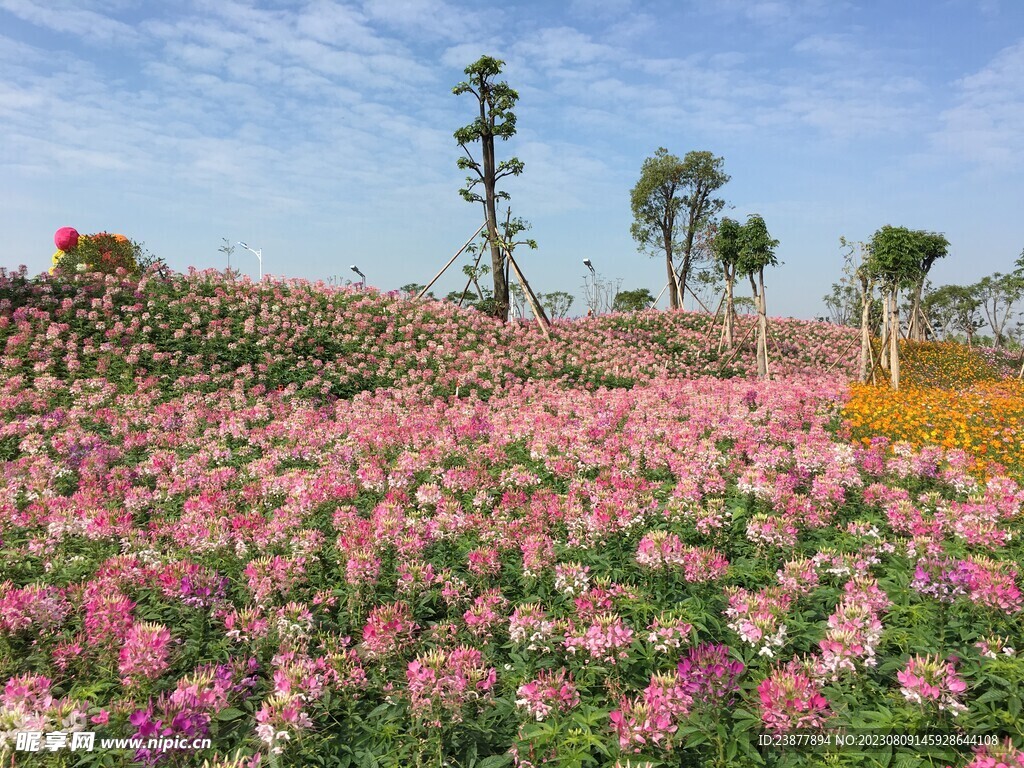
[480,101,508,322]
[665,232,679,310]
[723,268,735,350]
[677,251,692,310]
[859,274,871,383]
[982,298,1005,348]
[909,279,930,341]
[889,289,900,390]
[880,293,890,370]
[757,269,769,379]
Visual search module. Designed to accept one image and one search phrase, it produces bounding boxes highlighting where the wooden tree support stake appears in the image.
[866,327,893,386]
[418,221,487,299]
[456,250,485,307]
[653,279,671,308]
[505,250,551,340]
[717,319,759,375]
[684,283,714,315]
[824,332,863,376]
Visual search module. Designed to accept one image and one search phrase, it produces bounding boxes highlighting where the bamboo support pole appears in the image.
[505,250,551,340]
[717,319,759,374]
[684,284,714,315]
[824,331,864,376]
[456,250,484,307]
[653,280,671,308]
[418,221,487,299]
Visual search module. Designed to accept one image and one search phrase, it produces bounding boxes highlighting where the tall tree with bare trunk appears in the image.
[454,56,524,323]
[675,152,729,307]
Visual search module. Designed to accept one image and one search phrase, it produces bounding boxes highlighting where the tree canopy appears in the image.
[737,214,779,277]
[612,288,655,313]
[630,148,728,310]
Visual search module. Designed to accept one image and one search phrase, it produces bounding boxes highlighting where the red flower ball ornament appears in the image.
[54,227,80,251]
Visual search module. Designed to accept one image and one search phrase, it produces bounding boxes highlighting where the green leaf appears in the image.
[476,756,513,768]
[217,707,245,721]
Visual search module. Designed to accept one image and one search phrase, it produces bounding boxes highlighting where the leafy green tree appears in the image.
[906,231,949,340]
[924,283,984,346]
[822,283,860,327]
[733,296,757,314]
[400,283,434,298]
[675,151,729,306]
[454,56,524,322]
[836,236,879,382]
[974,272,1024,348]
[737,214,779,378]
[630,149,728,310]
[539,291,574,319]
[629,148,685,309]
[612,288,655,313]
[712,216,743,349]
[867,225,924,388]
[463,262,490,301]
[509,283,527,318]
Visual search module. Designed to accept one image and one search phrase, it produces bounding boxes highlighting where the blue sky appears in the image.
[2,0,1022,319]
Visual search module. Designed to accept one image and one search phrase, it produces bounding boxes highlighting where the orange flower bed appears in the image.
[845,340,1024,478]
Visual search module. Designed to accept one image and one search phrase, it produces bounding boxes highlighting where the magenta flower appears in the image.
[515,669,579,721]
[757,660,831,733]
[119,622,172,688]
[897,654,968,716]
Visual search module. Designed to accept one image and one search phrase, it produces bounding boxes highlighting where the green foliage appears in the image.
[973,271,1024,347]
[677,151,729,255]
[400,283,433,297]
[738,215,779,277]
[866,226,947,292]
[612,288,655,313]
[539,290,575,319]
[453,55,526,321]
[629,147,686,256]
[822,282,861,326]
[924,283,984,342]
[713,217,744,269]
[453,56,523,207]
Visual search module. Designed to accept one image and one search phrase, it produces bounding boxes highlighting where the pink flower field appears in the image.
[1,268,1023,768]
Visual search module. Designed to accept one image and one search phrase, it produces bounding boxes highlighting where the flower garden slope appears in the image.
[0,267,861,404]
[2,372,1023,766]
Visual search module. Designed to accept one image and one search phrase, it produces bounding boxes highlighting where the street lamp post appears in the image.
[350,265,365,286]
[237,241,263,280]
[582,259,598,316]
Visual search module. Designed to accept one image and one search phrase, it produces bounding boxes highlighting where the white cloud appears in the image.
[512,27,617,70]
[932,39,1024,168]
[361,0,494,42]
[568,0,632,20]
[792,32,857,57]
[705,0,841,26]
[0,0,137,42]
